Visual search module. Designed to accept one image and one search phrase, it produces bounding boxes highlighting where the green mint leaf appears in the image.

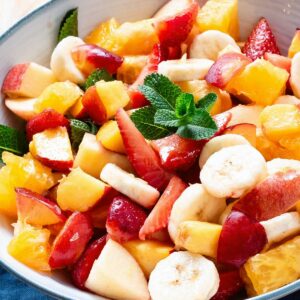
[70,119,96,149]
[84,69,114,90]
[85,120,99,134]
[175,93,195,118]
[131,106,172,140]
[58,8,78,42]
[154,110,181,128]
[196,93,217,112]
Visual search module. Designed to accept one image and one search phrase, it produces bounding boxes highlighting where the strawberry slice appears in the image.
[154,0,199,47]
[139,176,187,240]
[116,108,172,191]
[242,17,280,61]
[26,108,70,141]
[263,52,291,72]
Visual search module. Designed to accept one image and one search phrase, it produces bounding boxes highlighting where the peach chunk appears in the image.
[69,96,87,119]
[224,123,256,147]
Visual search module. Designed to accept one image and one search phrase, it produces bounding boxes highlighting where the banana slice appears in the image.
[189,30,240,61]
[148,251,219,300]
[200,145,267,198]
[290,52,300,98]
[157,58,214,82]
[199,134,250,169]
[267,158,300,176]
[168,184,226,241]
[50,36,86,84]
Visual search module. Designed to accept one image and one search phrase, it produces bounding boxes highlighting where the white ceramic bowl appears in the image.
[1,1,300,299]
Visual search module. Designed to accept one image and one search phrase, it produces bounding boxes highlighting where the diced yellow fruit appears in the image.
[69,96,85,118]
[74,133,131,177]
[175,221,222,258]
[279,137,300,151]
[8,224,51,271]
[117,55,148,84]
[123,240,172,278]
[57,167,106,212]
[226,59,289,106]
[288,30,300,58]
[241,236,300,296]
[95,80,130,119]
[34,81,83,114]
[260,104,300,142]
[197,0,240,40]
[96,120,125,154]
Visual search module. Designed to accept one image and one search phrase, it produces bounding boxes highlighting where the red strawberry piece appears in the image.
[154,0,199,47]
[139,176,187,240]
[242,17,280,61]
[217,211,267,268]
[178,161,201,184]
[106,195,147,243]
[168,46,183,60]
[116,108,172,191]
[26,108,70,141]
[71,235,107,290]
[211,270,244,300]
[263,52,291,72]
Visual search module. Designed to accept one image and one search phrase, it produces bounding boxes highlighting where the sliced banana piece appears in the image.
[199,134,250,169]
[200,145,267,198]
[189,30,240,61]
[50,36,86,84]
[157,58,214,82]
[290,52,300,98]
[168,184,226,241]
[267,158,300,176]
[148,251,219,300]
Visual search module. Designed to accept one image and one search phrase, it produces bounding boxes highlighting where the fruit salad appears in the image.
[1,0,300,299]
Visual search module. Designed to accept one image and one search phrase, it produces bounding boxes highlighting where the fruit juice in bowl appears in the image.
[1,0,300,299]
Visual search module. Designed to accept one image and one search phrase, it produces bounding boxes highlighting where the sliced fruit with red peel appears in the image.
[26,108,70,141]
[139,176,187,240]
[116,108,171,191]
[217,211,267,268]
[106,195,147,243]
[264,52,291,72]
[5,98,37,121]
[227,104,263,127]
[16,188,66,226]
[154,0,192,18]
[71,235,107,290]
[242,17,280,61]
[49,212,93,269]
[224,123,256,147]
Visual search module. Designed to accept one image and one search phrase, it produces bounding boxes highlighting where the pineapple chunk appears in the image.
[288,30,300,58]
[69,96,86,119]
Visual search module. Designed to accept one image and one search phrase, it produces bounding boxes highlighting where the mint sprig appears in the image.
[83,69,114,91]
[131,73,217,141]
[58,8,78,42]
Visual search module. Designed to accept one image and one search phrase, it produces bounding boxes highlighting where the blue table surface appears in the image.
[1,265,300,300]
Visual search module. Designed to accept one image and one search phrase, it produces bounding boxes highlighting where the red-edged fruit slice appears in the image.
[264,52,291,72]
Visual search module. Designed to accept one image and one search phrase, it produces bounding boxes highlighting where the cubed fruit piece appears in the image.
[227,104,263,127]
[72,235,107,290]
[49,212,93,269]
[241,236,300,296]
[226,59,289,106]
[8,223,51,271]
[288,29,300,58]
[264,53,291,72]
[69,96,87,119]
[85,239,150,300]
[259,104,300,142]
[26,108,70,141]
[197,0,239,40]
[2,62,56,98]
[29,126,73,171]
[5,98,37,121]
[95,80,130,119]
[96,120,125,153]
[16,188,66,226]
[224,123,256,147]
[57,168,107,212]
[176,221,222,258]
[74,133,131,178]
[123,240,172,278]
[34,81,83,114]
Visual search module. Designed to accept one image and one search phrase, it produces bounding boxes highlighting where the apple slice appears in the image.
[224,123,256,147]
[2,62,56,98]
[264,53,291,72]
[85,239,150,300]
[16,188,66,226]
[5,98,37,121]
[49,212,93,269]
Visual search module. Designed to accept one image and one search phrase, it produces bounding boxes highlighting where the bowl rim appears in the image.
[0,1,300,299]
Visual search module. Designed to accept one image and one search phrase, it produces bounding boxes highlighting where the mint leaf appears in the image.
[175,93,195,118]
[84,69,114,90]
[154,110,180,128]
[131,106,172,140]
[58,8,78,42]
[196,93,217,112]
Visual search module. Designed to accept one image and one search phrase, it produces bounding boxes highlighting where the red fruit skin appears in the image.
[217,211,267,268]
[71,235,107,290]
[211,270,244,300]
[26,108,70,141]
[168,46,183,60]
[139,176,187,240]
[154,0,199,47]
[71,44,123,75]
[206,53,252,88]
[263,52,291,72]
[234,170,300,222]
[178,161,201,184]
[106,195,147,243]
[82,85,107,125]
[49,212,93,269]
[36,156,73,173]
[242,17,280,61]
[116,108,172,191]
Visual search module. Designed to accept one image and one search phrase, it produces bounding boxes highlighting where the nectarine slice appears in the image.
[224,123,256,147]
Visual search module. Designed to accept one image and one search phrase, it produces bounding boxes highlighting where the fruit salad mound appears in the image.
[1,0,300,299]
